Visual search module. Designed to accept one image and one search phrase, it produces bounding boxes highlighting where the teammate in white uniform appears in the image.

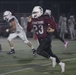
[3,11,36,55]
[58,14,67,40]
[68,15,75,40]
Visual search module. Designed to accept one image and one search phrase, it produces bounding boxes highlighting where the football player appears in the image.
[68,15,75,40]
[3,11,36,55]
[44,9,68,49]
[27,6,65,73]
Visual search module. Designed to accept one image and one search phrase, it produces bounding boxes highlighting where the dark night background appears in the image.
[0,0,76,14]
[0,0,76,21]
[0,0,76,37]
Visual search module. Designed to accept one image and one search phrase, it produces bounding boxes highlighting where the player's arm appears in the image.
[9,19,16,33]
[51,19,57,29]
[9,18,16,32]
[27,16,33,32]
[27,16,32,22]
[6,18,16,33]
[45,16,55,33]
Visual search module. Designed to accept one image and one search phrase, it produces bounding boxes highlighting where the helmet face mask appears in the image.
[32,6,43,18]
[32,11,39,18]
[3,11,12,20]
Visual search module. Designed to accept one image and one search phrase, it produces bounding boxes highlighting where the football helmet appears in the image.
[44,9,51,16]
[3,11,12,20]
[32,6,43,18]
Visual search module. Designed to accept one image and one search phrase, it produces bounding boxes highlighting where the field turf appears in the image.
[0,38,76,75]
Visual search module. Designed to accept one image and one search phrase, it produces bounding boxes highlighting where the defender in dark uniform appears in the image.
[27,6,65,73]
[44,9,68,49]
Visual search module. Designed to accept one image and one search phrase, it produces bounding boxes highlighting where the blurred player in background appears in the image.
[27,6,65,73]
[58,14,68,40]
[68,15,75,40]
[3,10,36,55]
[44,9,68,49]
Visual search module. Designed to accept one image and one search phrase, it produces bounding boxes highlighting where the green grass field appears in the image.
[0,38,76,75]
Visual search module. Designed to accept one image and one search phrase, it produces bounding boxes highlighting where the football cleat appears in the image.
[7,49,15,54]
[32,49,37,56]
[59,62,65,73]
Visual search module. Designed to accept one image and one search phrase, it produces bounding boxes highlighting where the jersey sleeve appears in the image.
[50,18,57,29]
[45,16,57,29]
[44,16,52,28]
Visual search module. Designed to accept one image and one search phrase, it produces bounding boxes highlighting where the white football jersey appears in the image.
[68,19,74,28]
[7,16,23,32]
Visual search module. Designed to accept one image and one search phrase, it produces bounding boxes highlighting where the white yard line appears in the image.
[0,57,76,75]
[0,68,31,75]
[62,58,76,61]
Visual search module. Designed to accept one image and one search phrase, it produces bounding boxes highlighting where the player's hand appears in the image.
[27,16,32,22]
[47,27,55,33]
[6,29,9,32]
[6,29,16,33]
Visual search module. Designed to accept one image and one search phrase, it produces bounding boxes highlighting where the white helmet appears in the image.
[44,9,51,16]
[3,11,12,20]
[32,6,43,18]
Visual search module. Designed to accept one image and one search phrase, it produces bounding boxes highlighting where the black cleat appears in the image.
[32,49,37,56]
[7,49,15,54]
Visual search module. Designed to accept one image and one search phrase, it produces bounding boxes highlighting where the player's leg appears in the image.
[69,28,73,40]
[54,29,68,49]
[7,33,17,54]
[37,44,51,58]
[43,39,65,73]
[26,41,37,56]
[18,31,36,55]
[37,38,57,69]
[37,37,65,73]
[47,48,65,73]
[36,37,52,58]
